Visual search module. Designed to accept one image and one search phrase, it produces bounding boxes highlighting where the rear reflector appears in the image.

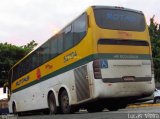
[93,60,102,79]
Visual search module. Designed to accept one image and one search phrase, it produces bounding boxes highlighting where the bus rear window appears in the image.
[94,8,146,31]
[98,39,149,46]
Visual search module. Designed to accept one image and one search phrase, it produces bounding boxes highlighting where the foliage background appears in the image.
[0,40,37,85]
[149,16,160,82]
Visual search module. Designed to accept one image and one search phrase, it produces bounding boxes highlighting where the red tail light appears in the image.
[93,60,102,79]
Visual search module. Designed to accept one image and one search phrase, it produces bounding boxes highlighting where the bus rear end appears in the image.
[91,6,155,103]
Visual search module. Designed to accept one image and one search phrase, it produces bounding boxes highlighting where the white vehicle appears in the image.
[8,6,155,115]
[154,89,160,103]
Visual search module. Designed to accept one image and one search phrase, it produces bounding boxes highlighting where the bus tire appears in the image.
[48,93,57,114]
[12,102,17,114]
[60,90,71,114]
[12,102,23,116]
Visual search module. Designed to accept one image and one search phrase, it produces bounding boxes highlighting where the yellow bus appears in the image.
[8,6,155,114]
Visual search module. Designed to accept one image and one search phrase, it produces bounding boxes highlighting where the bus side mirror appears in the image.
[3,82,8,94]
[3,86,7,94]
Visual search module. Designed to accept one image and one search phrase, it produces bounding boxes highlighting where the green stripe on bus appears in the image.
[12,53,151,93]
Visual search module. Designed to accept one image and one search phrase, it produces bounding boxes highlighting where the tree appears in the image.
[0,41,38,85]
[148,16,160,82]
[23,40,38,53]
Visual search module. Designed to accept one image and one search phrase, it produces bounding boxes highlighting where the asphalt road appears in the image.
[4,105,160,119]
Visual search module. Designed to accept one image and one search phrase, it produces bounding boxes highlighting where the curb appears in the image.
[128,103,160,108]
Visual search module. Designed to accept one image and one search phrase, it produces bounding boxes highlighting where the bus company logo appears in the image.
[64,51,77,63]
[36,68,41,80]
[106,13,137,23]
[118,31,132,37]
[16,76,30,86]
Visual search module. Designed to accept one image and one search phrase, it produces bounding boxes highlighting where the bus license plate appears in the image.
[123,76,135,81]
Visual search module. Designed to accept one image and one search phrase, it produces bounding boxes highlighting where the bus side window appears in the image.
[25,57,31,74]
[73,13,87,45]
[57,33,64,54]
[18,63,22,78]
[50,36,58,58]
[12,66,18,82]
[38,42,50,65]
[30,52,38,70]
[64,25,73,51]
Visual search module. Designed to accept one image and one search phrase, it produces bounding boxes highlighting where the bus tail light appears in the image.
[93,60,102,79]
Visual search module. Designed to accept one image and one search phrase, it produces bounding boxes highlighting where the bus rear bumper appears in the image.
[93,78,155,99]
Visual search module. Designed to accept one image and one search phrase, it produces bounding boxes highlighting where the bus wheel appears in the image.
[12,103,17,114]
[48,93,57,114]
[60,90,71,114]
